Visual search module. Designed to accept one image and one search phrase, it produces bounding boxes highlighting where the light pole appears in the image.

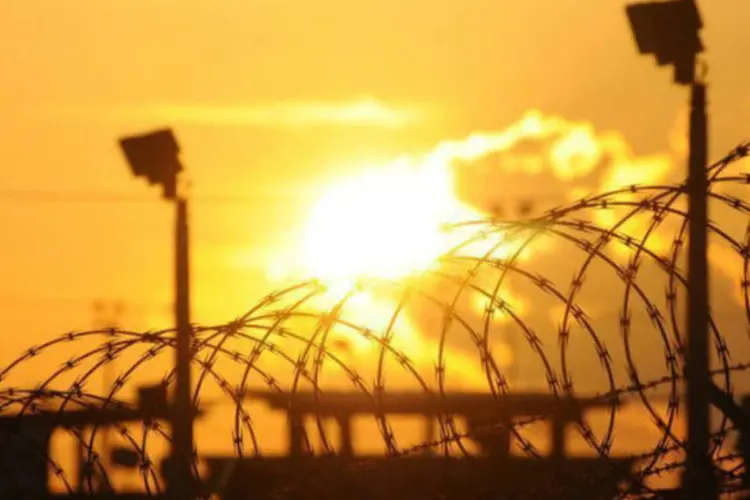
[625,1,714,498]
[118,129,195,500]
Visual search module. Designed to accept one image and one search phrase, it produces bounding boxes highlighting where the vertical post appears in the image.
[550,417,564,461]
[684,81,715,499]
[423,416,435,455]
[289,412,304,457]
[496,417,511,459]
[172,197,194,499]
[338,415,353,457]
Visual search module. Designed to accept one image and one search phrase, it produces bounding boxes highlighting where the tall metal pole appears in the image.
[684,80,715,499]
[172,197,194,499]
[117,128,193,497]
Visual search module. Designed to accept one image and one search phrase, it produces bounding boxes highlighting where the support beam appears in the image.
[338,415,353,457]
[289,413,304,457]
[423,417,436,455]
[171,198,194,500]
[684,81,716,499]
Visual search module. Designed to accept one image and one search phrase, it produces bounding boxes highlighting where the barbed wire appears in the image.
[2,141,750,498]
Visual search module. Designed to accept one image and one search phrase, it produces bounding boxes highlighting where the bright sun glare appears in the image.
[273,109,668,289]
[302,158,480,284]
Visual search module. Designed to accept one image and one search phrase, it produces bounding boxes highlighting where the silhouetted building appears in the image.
[203,391,635,499]
[0,385,174,499]
[0,387,636,499]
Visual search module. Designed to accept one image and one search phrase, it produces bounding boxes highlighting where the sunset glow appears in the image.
[302,159,481,284]
[4,1,750,496]
[99,97,421,129]
[294,109,674,287]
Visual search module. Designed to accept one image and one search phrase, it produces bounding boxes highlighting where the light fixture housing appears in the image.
[626,0,703,84]
[119,128,183,200]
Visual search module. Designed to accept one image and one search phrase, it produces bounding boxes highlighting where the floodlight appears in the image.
[626,0,703,84]
[119,128,183,199]
[117,128,195,498]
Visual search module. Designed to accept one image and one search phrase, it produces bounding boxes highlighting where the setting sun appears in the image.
[302,158,480,284]
[254,109,681,291]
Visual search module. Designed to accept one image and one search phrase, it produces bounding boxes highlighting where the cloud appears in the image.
[92,98,422,129]
[441,110,678,215]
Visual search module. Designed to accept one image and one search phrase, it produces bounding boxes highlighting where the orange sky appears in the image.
[4,4,750,491]
[1,0,750,355]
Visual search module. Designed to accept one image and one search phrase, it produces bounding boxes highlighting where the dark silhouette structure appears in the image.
[0,388,636,499]
[0,385,176,498]
[200,391,635,499]
[119,129,196,500]
[627,1,715,497]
